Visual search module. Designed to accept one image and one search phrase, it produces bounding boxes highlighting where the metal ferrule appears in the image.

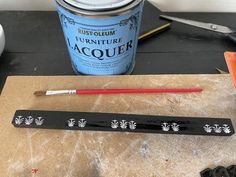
[46,90,76,95]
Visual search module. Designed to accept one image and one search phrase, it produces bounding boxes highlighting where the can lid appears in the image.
[63,0,134,11]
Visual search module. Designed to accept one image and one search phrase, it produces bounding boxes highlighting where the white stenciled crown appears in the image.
[171,123,179,132]
[25,116,34,125]
[15,116,24,125]
[120,120,128,129]
[111,120,119,129]
[222,124,231,134]
[213,124,222,133]
[129,121,136,130]
[35,117,44,126]
[203,124,212,133]
[161,122,170,132]
[78,119,86,128]
[68,118,76,127]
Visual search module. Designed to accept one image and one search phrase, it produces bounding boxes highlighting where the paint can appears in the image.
[55,0,144,75]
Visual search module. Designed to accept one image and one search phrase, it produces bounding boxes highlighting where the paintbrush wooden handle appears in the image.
[76,88,203,94]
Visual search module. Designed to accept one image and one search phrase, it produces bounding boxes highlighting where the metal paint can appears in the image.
[55,0,144,75]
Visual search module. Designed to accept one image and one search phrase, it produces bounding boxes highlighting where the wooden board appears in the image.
[0,75,235,177]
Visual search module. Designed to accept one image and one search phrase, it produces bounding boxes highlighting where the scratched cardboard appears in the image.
[0,75,235,177]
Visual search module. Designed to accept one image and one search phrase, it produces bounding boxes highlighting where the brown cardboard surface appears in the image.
[0,75,235,177]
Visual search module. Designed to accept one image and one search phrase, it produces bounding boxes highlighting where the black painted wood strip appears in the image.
[12,110,235,136]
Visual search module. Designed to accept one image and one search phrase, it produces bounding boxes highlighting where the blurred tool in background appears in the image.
[0,24,5,56]
[224,51,236,90]
[160,15,236,43]
[138,23,171,43]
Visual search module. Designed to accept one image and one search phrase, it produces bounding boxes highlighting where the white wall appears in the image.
[0,0,236,12]
[0,0,55,11]
[149,0,236,12]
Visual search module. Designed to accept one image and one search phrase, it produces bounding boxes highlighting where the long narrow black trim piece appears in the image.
[12,110,235,136]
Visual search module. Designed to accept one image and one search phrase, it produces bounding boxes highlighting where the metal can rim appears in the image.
[56,0,143,17]
[63,0,134,11]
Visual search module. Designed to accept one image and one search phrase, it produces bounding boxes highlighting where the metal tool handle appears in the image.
[138,23,171,43]
[0,24,5,56]
[227,33,236,43]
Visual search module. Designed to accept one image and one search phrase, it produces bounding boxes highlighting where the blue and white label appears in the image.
[56,3,143,75]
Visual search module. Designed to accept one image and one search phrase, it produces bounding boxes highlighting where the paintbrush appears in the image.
[34,88,203,96]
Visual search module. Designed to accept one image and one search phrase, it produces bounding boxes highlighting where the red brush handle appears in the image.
[76,88,203,94]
